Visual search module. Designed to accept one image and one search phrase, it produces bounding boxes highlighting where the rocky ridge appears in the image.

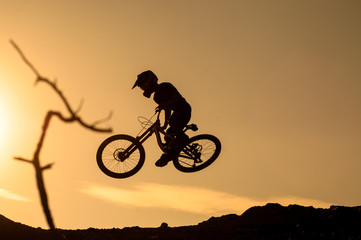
[1,203,361,240]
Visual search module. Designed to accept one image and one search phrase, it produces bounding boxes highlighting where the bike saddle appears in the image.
[185,124,198,132]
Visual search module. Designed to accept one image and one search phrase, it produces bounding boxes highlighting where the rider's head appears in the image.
[132,70,158,98]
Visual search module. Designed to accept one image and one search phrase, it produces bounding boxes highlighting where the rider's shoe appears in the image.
[155,154,171,167]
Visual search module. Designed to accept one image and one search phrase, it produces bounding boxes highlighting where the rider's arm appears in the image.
[161,93,182,109]
[162,108,171,130]
[156,106,171,129]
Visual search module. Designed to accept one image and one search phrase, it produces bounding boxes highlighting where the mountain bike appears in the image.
[96,109,221,178]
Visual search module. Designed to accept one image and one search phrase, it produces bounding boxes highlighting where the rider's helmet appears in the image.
[132,70,158,98]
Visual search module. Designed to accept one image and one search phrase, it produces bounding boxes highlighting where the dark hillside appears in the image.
[1,203,361,240]
[0,214,50,240]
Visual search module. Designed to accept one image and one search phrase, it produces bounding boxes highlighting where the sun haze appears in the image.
[0,0,360,229]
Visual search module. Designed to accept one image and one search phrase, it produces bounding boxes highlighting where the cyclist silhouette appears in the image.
[132,70,192,167]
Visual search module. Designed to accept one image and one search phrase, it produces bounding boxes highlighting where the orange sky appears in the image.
[1,0,360,229]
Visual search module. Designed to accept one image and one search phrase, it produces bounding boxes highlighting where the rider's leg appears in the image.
[165,127,188,153]
[155,128,185,167]
[155,107,191,167]
[167,109,191,150]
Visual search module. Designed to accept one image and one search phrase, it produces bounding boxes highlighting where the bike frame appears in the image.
[135,116,169,152]
[120,111,171,160]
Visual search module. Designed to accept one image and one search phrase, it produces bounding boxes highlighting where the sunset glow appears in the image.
[0,0,360,230]
[80,182,333,216]
[0,78,12,156]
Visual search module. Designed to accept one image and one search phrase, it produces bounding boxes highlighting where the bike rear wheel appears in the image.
[173,134,221,172]
[96,134,145,178]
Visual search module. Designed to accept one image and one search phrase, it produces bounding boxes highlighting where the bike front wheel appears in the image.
[173,134,221,173]
[96,134,145,178]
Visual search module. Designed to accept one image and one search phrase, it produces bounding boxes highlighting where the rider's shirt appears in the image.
[153,82,190,112]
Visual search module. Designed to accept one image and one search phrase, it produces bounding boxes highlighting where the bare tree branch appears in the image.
[14,157,33,164]
[41,163,55,171]
[10,39,113,133]
[91,111,113,127]
[75,99,84,115]
[10,40,43,79]
[10,39,114,232]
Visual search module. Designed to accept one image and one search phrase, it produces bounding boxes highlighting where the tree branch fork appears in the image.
[10,39,113,230]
